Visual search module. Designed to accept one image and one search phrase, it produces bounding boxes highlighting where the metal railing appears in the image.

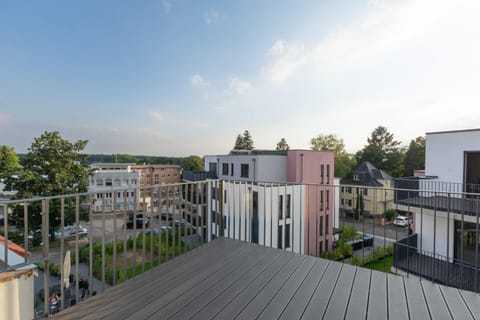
[1,179,480,317]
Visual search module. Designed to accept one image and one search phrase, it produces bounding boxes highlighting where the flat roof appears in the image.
[426,128,480,135]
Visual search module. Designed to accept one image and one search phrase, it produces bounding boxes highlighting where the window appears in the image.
[353,173,359,181]
[320,164,325,184]
[319,241,323,255]
[222,163,229,175]
[96,180,103,186]
[325,239,329,251]
[117,192,121,198]
[278,195,283,219]
[319,216,323,235]
[326,190,330,209]
[363,188,368,196]
[154,174,159,185]
[286,195,291,218]
[231,163,234,176]
[105,179,112,186]
[277,224,291,249]
[320,191,324,211]
[326,165,330,184]
[325,215,329,234]
[241,164,249,178]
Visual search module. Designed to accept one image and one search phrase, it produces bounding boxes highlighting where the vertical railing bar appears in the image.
[2,204,7,272]
[187,183,192,250]
[268,182,272,248]
[461,193,465,290]
[263,182,266,247]
[158,186,162,264]
[112,191,117,286]
[300,183,303,255]
[88,193,94,297]
[23,203,28,266]
[433,191,437,284]
[244,181,248,242]
[283,183,286,251]
[291,184,295,253]
[238,182,241,241]
[75,196,80,303]
[122,190,127,283]
[101,192,106,291]
[306,184,310,255]
[165,186,170,261]
[233,182,236,240]
[228,181,231,239]
[132,189,137,276]
[43,199,50,317]
[475,195,479,292]
[178,184,182,256]
[142,185,146,273]
[59,197,65,310]
[195,183,200,245]
[250,180,254,243]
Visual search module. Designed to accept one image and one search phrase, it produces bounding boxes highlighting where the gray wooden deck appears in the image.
[54,238,480,320]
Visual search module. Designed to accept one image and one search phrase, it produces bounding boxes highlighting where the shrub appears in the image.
[384,209,396,221]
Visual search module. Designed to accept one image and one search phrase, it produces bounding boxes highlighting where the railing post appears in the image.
[42,199,49,317]
[206,180,212,242]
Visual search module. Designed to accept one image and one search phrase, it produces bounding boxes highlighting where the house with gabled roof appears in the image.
[340,161,394,217]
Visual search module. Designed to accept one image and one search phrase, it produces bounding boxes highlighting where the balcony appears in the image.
[1,180,479,319]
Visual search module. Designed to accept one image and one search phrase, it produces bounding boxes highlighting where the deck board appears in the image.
[54,238,480,320]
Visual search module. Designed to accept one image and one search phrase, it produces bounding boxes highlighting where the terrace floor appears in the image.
[55,238,480,320]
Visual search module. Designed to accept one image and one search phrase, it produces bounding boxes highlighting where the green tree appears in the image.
[356,126,405,177]
[0,145,20,179]
[182,155,204,171]
[10,131,90,232]
[310,134,356,178]
[354,191,364,220]
[403,136,425,176]
[275,138,290,151]
[233,130,254,150]
[113,154,138,163]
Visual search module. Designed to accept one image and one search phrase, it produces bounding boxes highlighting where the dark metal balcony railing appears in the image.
[1,179,480,318]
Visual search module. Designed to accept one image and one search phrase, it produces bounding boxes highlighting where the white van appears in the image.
[393,215,412,227]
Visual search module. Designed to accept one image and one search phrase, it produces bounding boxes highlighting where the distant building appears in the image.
[340,161,394,216]
[129,164,181,187]
[89,163,140,212]
[205,149,335,256]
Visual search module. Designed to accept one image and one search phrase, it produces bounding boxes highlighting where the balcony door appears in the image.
[464,152,480,194]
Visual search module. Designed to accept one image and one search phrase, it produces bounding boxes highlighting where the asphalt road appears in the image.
[339,217,409,242]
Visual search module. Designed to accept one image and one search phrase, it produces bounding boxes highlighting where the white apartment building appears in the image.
[398,129,480,263]
[89,164,140,212]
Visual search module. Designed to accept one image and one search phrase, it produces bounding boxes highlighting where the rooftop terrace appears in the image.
[55,238,480,320]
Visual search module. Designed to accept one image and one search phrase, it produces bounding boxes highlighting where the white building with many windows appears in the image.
[89,164,140,212]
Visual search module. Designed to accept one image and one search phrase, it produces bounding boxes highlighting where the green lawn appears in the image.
[363,255,394,273]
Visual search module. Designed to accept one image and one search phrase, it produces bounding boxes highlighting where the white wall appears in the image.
[216,182,305,254]
[414,209,454,261]
[205,155,287,182]
[426,129,480,183]
[0,271,34,320]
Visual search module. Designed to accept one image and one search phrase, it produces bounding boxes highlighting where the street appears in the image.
[339,217,409,242]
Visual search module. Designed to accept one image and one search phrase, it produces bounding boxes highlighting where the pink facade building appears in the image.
[287,150,335,256]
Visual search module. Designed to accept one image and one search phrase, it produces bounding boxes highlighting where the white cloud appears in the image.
[264,40,307,83]
[162,1,171,14]
[204,10,221,25]
[148,111,168,123]
[190,74,209,87]
[228,77,252,95]
[262,0,454,83]
[0,113,12,122]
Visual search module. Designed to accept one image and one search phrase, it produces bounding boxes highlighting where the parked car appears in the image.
[54,225,88,240]
[393,215,412,227]
[125,213,149,229]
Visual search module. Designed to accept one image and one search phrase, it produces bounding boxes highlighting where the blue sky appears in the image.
[1,0,480,156]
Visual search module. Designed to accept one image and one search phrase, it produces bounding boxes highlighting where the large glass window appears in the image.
[241,164,249,178]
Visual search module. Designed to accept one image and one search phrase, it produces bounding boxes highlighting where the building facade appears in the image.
[205,149,335,256]
[89,164,140,213]
[340,162,394,217]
